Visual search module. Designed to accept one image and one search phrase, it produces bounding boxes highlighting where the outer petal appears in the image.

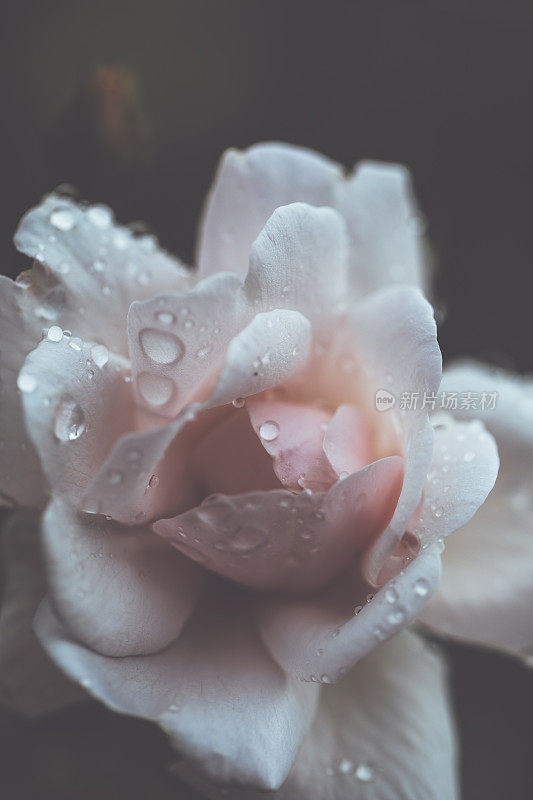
[154,457,403,594]
[127,273,250,417]
[83,309,312,523]
[337,161,429,298]
[244,203,349,330]
[197,143,342,281]
[349,286,442,585]
[19,334,134,507]
[421,364,533,662]
[42,498,206,657]
[256,544,442,682]
[174,632,458,800]
[0,511,83,716]
[34,588,319,791]
[0,276,47,508]
[14,193,191,355]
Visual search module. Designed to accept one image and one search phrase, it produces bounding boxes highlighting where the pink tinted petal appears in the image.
[338,161,429,298]
[127,273,250,417]
[247,395,331,488]
[347,286,441,586]
[192,407,282,495]
[18,335,134,508]
[0,276,47,508]
[244,203,349,330]
[14,193,190,355]
[256,543,442,682]
[0,511,84,716]
[154,456,403,593]
[83,309,312,524]
[197,143,342,281]
[175,632,458,800]
[42,498,206,657]
[35,588,319,791]
[302,405,371,492]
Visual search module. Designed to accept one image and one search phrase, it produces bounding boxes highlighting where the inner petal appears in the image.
[246,394,332,489]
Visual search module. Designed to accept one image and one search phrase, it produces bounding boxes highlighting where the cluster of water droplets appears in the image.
[325,758,375,784]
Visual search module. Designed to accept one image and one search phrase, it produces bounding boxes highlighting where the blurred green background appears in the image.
[1,0,533,797]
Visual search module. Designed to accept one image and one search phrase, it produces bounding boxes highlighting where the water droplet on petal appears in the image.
[17,373,37,393]
[148,474,160,489]
[155,310,175,325]
[139,329,184,365]
[320,674,331,684]
[414,578,430,597]
[338,758,355,775]
[108,470,123,485]
[47,325,63,342]
[259,420,280,441]
[355,763,375,783]
[91,344,109,368]
[229,526,266,553]
[53,395,86,441]
[463,451,476,463]
[232,397,245,409]
[86,205,113,228]
[137,372,175,407]
[50,208,76,231]
[385,586,399,604]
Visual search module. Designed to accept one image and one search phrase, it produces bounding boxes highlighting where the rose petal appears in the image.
[0,511,84,716]
[347,286,442,586]
[302,405,372,492]
[14,193,191,355]
[154,456,403,594]
[338,161,429,297]
[197,143,342,281]
[34,588,319,791]
[0,276,47,508]
[42,497,206,657]
[420,364,533,662]
[192,407,282,495]
[83,309,312,523]
[256,543,441,681]
[244,203,349,330]
[247,395,331,488]
[19,335,135,507]
[127,273,249,417]
[174,632,458,800]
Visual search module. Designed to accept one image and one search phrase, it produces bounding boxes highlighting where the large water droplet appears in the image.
[53,395,86,441]
[232,397,245,409]
[139,329,184,365]
[155,310,175,325]
[355,763,375,783]
[86,205,113,228]
[259,420,280,441]
[229,526,266,553]
[17,372,37,393]
[91,344,109,368]
[137,372,175,406]
[50,208,76,231]
[47,325,63,342]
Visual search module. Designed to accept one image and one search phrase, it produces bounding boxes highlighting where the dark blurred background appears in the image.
[1,0,532,797]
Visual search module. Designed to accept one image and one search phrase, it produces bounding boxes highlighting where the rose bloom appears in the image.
[0,143,531,799]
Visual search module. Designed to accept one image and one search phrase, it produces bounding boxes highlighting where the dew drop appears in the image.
[86,205,113,228]
[47,325,63,342]
[320,674,331,684]
[53,395,86,441]
[139,329,184,365]
[414,578,430,597]
[355,763,375,783]
[50,208,76,231]
[463,451,476,463]
[259,420,280,441]
[385,586,399,604]
[108,470,123,485]
[91,344,109,368]
[137,372,175,407]
[148,474,160,489]
[156,310,175,325]
[232,397,245,409]
[338,758,355,775]
[229,526,266,553]
[17,373,37,393]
